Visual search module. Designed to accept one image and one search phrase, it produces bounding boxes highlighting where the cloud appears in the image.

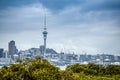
[0,1,120,55]
[0,4,50,33]
[81,0,120,11]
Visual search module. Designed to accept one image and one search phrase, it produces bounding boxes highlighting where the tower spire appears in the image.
[44,13,46,30]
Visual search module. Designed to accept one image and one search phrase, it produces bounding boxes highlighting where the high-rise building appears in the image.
[0,48,4,58]
[42,14,48,58]
[40,45,45,56]
[8,40,17,59]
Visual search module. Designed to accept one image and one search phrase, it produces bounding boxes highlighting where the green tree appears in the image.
[0,56,61,80]
[60,70,75,80]
[105,65,120,75]
[66,64,86,73]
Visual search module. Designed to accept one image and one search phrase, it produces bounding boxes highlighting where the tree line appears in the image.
[66,63,120,75]
[0,56,120,80]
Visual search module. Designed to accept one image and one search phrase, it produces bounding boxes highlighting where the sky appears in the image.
[0,0,120,55]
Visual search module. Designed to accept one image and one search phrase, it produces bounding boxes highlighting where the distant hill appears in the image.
[46,48,57,54]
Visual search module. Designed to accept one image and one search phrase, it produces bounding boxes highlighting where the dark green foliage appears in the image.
[0,58,120,80]
[60,70,75,80]
[66,64,85,73]
[66,62,120,76]
[105,65,120,75]
[0,56,60,80]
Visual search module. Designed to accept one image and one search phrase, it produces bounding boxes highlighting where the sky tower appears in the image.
[42,14,48,58]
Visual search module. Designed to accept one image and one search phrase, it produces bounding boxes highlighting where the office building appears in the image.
[0,48,4,58]
[8,40,17,59]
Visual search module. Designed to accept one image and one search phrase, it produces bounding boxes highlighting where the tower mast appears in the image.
[42,13,48,58]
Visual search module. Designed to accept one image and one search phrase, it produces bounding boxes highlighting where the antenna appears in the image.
[44,12,47,30]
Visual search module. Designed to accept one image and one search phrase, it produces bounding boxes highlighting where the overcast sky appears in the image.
[0,0,120,55]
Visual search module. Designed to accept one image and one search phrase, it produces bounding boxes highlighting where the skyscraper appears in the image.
[40,45,45,56]
[8,40,17,59]
[0,48,4,58]
[42,14,48,58]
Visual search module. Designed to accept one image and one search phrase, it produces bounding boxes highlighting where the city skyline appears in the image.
[0,0,120,55]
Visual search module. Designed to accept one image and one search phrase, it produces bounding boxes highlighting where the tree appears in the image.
[60,70,75,80]
[0,56,61,80]
[66,64,86,73]
[105,65,120,75]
